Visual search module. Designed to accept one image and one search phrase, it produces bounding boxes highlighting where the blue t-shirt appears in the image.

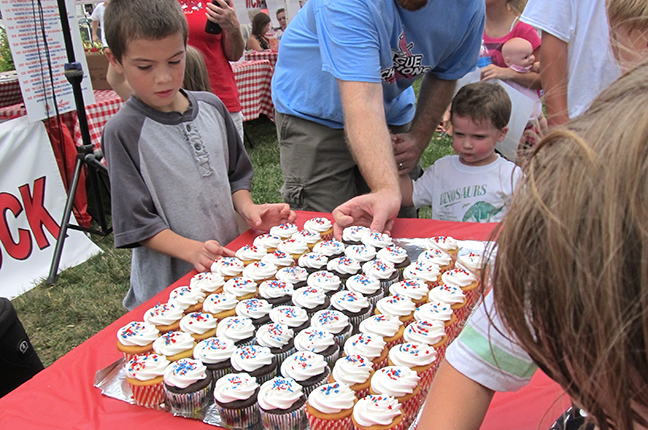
[272,0,485,129]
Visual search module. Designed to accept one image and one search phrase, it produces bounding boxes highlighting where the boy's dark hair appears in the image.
[451,82,512,130]
[104,0,188,62]
[276,8,285,16]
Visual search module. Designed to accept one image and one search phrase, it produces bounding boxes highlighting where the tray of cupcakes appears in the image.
[95,217,487,430]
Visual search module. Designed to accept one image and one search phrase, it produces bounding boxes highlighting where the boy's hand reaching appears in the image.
[193,240,236,273]
[241,203,297,232]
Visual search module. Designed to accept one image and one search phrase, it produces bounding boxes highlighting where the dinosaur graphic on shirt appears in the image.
[462,201,503,223]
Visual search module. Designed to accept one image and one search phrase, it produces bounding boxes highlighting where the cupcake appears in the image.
[258,377,308,430]
[403,261,442,289]
[310,309,353,348]
[313,240,346,259]
[276,266,309,288]
[358,314,404,350]
[307,270,343,296]
[329,354,375,399]
[270,222,299,240]
[116,321,159,361]
[258,280,294,306]
[255,322,296,363]
[369,366,421,428]
[351,394,403,430]
[231,344,277,384]
[361,232,393,250]
[236,297,273,328]
[281,351,331,396]
[389,280,429,307]
[179,311,217,341]
[254,233,282,253]
[278,238,310,262]
[292,286,331,317]
[342,226,371,246]
[125,353,169,409]
[142,303,183,334]
[294,327,341,369]
[330,290,372,334]
[403,319,448,361]
[242,261,278,282]
[211,256,245,280]
[189,271,225,294]
[417,248,454,273]
[441,267,480,309]
[298,252,329,274]
[374,293,416,326]
[304,217,334,241]
[203,292,238,320]
[344,244,377,263]
[327,257,362,281]
[152,330,196,362]
[376,246,411,278]
[306,382,357,430]
[193,336,236,380]
[426,236,459,259]
[414,300,459,341]
[456,251,485,276]
[362,260,399,294]
[217,315,256,346]
[168,285,206,314]
[223,277,258,301]
[213,372,261,429]
[388,342,438,397]
[163,358,213,418]
[428,284,469,322]
[292,230,322,251]
[345,274,384,307]
[270,305,310,333]
[343,333,388,371]
[236,244,267,265]
[262,250,296,268]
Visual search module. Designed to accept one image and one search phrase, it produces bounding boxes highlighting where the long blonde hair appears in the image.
[183,46,211,93]
[491,58,648,430]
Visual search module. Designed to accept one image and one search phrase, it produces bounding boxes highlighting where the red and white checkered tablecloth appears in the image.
[0,72,24,108]
[243,51,279,71]
[0,90,124,151]
[232,59,274,122]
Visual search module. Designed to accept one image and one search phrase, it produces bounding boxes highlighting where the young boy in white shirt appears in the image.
[401,82,522,222]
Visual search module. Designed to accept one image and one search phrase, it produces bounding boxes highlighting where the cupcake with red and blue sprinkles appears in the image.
[362,259,399,294]
[403,319,448,361]
[327,256,362,282]
[189,271,225,294]
[211,256,245,281]
[270,222,299,240]
[163,358,213,418]
[254,233,282,253]
[388,341,438,397]
[358,314,404,350]
[193,336,236,380]
[258,376,309,430]
[281,350,331,396]
[231,344,277,385]
[426,236,459,259]
[351,394,403,430]
[346,274,384,307]
[255,322,296,363]
[313,239,346,259]
[368,366,421,428]
[203,292,238,321]
[329,354,375,400]
[125,353,169,409]
[306,382,357,430]
[414,300,458,341]
[292,286,331,317]
[304,217,334,241]
[213,372,261,429]
[168,285,206,314]
[298,252,329,274]
[216,315,256,347]
[342,226,371,246]
[258,279,294,307]
[310,309,353,347]
[294,327,340,369]
[270,305,310,334]
[236,297,272,328]
[179,311,217,341]
[292,229,322,251]
[330,290,372,334]
[376,246,411,278]
[343,333,388,371]
[223,277,258,301]
[389,279,429,307]
[143,302,183,334]
[116,321,159,362]
[307,270,343,297]
[262,249,295,269]
[276,266,309,289]
[417,248,454,273]
[236,244,267,266]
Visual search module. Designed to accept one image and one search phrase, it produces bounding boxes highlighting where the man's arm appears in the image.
[418,359,495,430]
[91,20,100,43]
[332,80,401,237]
[539,32,569,127]
[208,0,245,61]
[392,75,456,174]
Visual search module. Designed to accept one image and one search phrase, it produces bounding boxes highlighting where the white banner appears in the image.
[0,0,95,122]
[0,117,102,299]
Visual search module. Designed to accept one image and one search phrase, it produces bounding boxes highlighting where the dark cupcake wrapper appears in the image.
[332,324,353,348]
[323,345,341,370]
[217,402,261,429]
[348,309,373,335]
[255,366,278,386]
[379,277,399,296]
[164,382,212,419]
[260,402,308,430]
[211,365,234,382]
[300,366,331,397]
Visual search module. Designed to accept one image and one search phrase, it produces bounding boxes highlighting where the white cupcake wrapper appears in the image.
[164,383,212,419]
[260,402,308,430]
[217,402,261,429]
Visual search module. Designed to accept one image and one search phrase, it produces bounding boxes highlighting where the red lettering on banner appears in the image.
[0,193,32,268]
[19,176,61,250]
[246,0,266,9]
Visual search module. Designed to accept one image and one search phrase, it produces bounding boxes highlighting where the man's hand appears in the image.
[391,132,426,176]
[206,0,239,33]
[332,188,401,240]
[239,203,297,232]
[192,240,236,273]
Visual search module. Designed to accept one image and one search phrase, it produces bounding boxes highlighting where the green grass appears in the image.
[12,84,454,368]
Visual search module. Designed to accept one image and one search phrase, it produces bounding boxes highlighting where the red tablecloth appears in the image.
[0,212,567,429]
[231,60,274,122]
[0,72,23,108]
[243,50,279,71]
[0,90,124,152]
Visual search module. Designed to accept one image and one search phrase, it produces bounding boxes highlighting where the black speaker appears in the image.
[0,298,44,398]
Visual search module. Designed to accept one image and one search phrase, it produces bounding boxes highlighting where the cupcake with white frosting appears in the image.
[143,302,183,334]
[306,382,357,429]
[298,252,329,274]
[211,256,245,280]
[269,222,299,240]
[277,238,310,262]
[414,300,459,341]
[344,244,377,263]
[351,394,403,430]
[307,270,343,296]
[179,311,217,341]
[292,230,322,251]
[358,314,404,350]
[242,261,278,282]
[236,298,272,328]
[223,277,258,301]
[428,283,469,321]
[258,279,294,307]
[213,372,260,429]
[255,322,296,363]
[327,256,361,281]
[330,290,372,334]
[152,330,196,362]
[361,232,393,250]
[217,315,255,346]
[294,327,340,369]
[125,353,169,409]
[276,266,309,288]
[203,292,238,321]
[374,293,416,326]
[376,245,411,277]
[231,344,277,385]
[417,248,454,273]
[441,267,480,309]
[193,336,236,380]
[258,377,308,430]
[304,217,334,241]
[310,309,353,348]
[403,319,448,361]
[312,239,345,259]
[270,305,310,333]
[281,351,331,396]
[426,236,459,259]
[189,271,225,294]
[261,250,295,268]
[168,285,206,314]
[389,279,429,306]
[346,273,384,307]
[342,226,371,246]
[343,332,388,371]
[328,354,375,399]
[368,366,421,428]
[254,233,282,253]
[403,260,442,288]
[362,259,399,294]
[293,286,331,317]
[163,358,213,418]
[388,341,438,397]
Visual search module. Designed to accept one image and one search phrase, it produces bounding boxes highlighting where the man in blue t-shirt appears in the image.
[272,0,484,236]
